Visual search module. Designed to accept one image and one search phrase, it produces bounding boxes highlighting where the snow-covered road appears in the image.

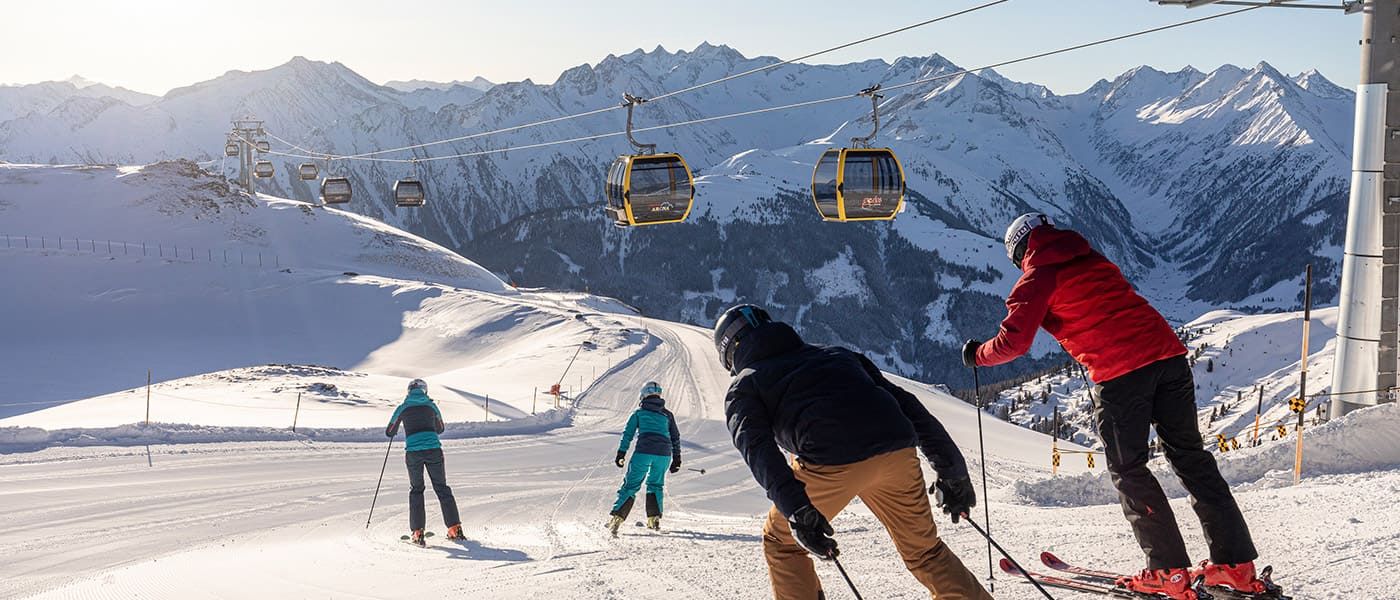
[9,316,1392,600]
[0,315,1058,599]
[6,320,1400,599]
[0,319,766,596]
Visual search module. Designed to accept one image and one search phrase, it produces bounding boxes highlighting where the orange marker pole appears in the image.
[1294,265,1312,485]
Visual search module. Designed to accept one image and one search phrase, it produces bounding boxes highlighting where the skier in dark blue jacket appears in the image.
[714,304,991,600]
[386,378,462,546]
[607,381,682,536]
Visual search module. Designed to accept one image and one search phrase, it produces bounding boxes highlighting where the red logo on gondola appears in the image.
[860,197,884,209]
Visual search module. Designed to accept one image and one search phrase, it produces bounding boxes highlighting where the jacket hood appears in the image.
[733,321,805,372]
[640,395,666,411]
[404,389,433,404]
[1023,227,1093,269]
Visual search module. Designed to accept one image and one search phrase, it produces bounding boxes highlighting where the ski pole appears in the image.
[971,364,994,591]
[687,467,707,474]
[830,554,864,600]
[365,438,394,529]
[961,514,1056,600]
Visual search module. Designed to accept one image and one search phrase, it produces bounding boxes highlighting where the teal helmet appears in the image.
[640,381,663,400]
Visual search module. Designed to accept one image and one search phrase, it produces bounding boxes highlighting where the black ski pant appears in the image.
[406,448,460,531]
[1092,355,1257,570]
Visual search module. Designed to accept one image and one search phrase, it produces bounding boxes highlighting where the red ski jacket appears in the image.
[975,227,1185,383]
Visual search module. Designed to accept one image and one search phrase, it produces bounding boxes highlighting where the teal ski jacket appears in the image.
[619,396,681,459]
[386,389,445,451]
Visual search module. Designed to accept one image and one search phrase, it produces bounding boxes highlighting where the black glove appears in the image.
[932,477,976,523]
[614,450,626,468]
[788,505,838,560]
[670,457,681,473]
[961,339,981,368]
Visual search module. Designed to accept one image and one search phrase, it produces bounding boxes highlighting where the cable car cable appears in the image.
[876,3,1262,96]
[246,4,1261,165]
[253,0,1015,161]
[646,0,1012,102]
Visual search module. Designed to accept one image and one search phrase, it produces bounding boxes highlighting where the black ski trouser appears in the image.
[1092,355,1257,570]
[406,448,460,531]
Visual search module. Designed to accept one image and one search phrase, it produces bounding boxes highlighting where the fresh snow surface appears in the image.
[2,164,1398,599]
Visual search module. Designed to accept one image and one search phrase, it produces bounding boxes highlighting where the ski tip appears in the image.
[1040,551,1068,569]
[998,558,1025,576]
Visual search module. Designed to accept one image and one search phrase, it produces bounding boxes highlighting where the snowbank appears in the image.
[1015,402,1400,506]
[0,408,573,453]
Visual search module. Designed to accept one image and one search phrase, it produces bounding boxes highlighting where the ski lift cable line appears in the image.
[250,4,1262,165]
[646,0,1013,102]
[265,131,329,158]
[880,2,1264,95]
[249,95,847,164]
[262,0,1015,161]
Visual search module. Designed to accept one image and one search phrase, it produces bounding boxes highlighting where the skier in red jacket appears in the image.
[964,214,1273,600]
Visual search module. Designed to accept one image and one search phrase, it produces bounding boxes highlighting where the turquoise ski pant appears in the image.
[612,453,671,514]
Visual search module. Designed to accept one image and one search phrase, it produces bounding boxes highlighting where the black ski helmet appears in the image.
[713,304,772,374]
[1004,212,1053,269]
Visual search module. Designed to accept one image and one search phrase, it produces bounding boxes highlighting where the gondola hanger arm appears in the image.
[622,93,657,155]
[850,84,884,149]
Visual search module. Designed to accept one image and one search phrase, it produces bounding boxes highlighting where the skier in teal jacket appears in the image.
[607,381,681,535]
[386,378,462,546]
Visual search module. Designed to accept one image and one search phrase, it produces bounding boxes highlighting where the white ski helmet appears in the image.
[1004,213,1053,268]
[408,378,428,391]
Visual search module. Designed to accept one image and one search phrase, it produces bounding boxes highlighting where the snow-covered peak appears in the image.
[1295,68,1350,99]
[384,76,494,93]
[64,74,99,89]
[1093,64,1208,113]
[165,56,391,102]
[980,68,1055,100]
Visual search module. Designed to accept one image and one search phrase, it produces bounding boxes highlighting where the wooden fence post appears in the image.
[292,392,302,432]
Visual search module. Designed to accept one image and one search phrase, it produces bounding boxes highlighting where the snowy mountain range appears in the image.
[0,44,1353,385]
[383,76,494,92]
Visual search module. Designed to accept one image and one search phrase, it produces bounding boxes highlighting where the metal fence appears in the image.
[0,233,282,268]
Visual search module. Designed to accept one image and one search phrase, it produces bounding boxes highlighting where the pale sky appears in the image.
[1,0,1361,96]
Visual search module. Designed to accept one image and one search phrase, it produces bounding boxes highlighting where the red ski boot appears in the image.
[1116,568,1197,600]
[445,524,465,541]
[409,528,426,547]
[1195,561,1269,594]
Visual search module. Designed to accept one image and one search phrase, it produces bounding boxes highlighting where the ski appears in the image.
[399,531,435,547]
[999,558,1146,598]
[1041,551,1123,582]
[1039,552,1291,600]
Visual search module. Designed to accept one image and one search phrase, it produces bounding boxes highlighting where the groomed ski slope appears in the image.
[5,322,1399,599]
[2,163,1398,598]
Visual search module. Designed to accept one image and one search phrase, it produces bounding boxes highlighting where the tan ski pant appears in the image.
[762,447,993,600]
